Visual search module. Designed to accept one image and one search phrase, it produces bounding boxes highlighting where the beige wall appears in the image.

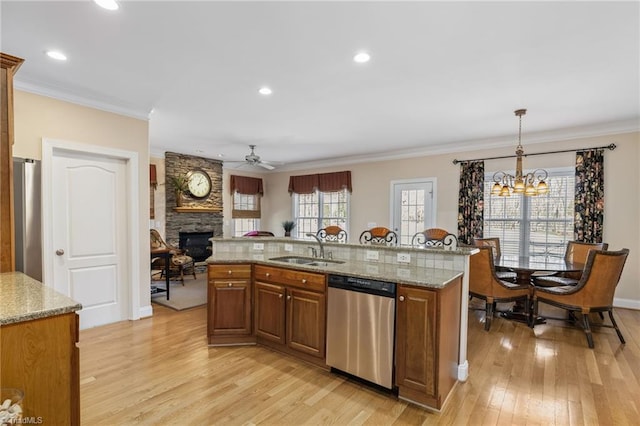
[262,132,640,307]
[15,88,637,310]
[13,90,152,315]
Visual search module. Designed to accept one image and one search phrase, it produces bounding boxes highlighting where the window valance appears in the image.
[230,175,264,196]
[150,164,157,188]
[288,171,352,194]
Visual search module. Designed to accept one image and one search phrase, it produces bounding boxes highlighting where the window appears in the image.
[293,189,349,239]
[483,168,574,257]
[232,192,261,237]
[233,218,261,237]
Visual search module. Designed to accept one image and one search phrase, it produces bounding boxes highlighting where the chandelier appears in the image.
[491,109,549,197]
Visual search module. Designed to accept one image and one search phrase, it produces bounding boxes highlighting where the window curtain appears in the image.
[288,171,352,194]
[230,175,263,195]
[149,164,157,218]
[457,161,484,245]
[575,149,604,243]
[230,175,263,219]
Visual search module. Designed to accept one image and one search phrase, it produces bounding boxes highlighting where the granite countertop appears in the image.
[0,272,82,325]
[208,253,462,289]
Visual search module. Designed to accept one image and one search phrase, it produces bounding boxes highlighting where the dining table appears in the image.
[495,255,584,285]
[494,255,584,323]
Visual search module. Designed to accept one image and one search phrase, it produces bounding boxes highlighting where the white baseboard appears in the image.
[457,360,469,382]
[139,305,154,318]
[614,298,640,310]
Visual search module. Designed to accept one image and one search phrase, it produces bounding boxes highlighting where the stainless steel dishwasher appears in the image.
[326,274,396,389]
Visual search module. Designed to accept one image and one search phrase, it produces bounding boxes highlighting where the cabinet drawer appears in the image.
[255,265,325,293]
[208,264,252,279]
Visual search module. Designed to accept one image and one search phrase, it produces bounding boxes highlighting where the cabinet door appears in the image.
[209,280,251,336]
[287,287,326,358]
[395,285,437,397]
[255,281,286,344]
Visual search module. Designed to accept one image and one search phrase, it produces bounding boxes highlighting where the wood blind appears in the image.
[230,175,263,219]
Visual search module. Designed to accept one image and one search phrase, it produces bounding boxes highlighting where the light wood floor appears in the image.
[79,302,640,425]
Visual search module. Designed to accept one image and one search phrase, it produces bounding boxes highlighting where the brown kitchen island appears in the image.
[0,272,82,425]
[205,237,476,411]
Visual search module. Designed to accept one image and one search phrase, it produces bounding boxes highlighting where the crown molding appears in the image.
[274,118,639,173]
[14,79,151,121]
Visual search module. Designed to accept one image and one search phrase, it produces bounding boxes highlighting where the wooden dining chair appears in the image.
[411,228,458,250]
[317,225,348,243]
[359,227,398,246]
[534,241,608,287]
[532,248,629,348]
[472,237,517,282]
[469,247,531,331]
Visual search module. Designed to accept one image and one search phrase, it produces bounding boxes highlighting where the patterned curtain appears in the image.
[457,161,484,245]
[575,149,605,243]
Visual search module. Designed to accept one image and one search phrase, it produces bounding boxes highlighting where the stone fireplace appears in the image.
[165,152,223,247]
[179,231,213,262]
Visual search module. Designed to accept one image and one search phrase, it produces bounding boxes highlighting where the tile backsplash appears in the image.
[210,237,472,271]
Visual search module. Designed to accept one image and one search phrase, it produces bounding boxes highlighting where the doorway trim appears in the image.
[42,138,141,321]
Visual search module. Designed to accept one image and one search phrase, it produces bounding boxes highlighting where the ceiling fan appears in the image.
[227,145,278,170]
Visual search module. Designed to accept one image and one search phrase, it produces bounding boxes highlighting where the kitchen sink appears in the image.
[269,256,345,265]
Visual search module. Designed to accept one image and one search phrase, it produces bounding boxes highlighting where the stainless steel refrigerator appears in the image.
[13,157,42,281]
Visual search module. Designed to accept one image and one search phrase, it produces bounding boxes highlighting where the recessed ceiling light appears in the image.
[46,50,67,61]
[258,87,273,96]
[94,0,119,11]
[353,51,371,64]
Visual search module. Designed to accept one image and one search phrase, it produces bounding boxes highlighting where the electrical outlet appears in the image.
[253,242,264,251]
[397,253,411,263]
[284,243,293,252]
[366,250,379,261]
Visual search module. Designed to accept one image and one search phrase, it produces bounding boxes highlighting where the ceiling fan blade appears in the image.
[257,162,275,170]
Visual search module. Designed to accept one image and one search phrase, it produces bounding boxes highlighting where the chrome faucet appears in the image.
[305,233,325,259]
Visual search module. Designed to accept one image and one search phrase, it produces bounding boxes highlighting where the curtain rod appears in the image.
[452,143,617,165]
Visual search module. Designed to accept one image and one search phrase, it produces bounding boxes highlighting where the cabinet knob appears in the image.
[287,295,291,300]
[56,249,65,256]
[228,282,233,287]
[279,294,283,299]
[301,279,307,284]
[399,295,405,302]
[266,273,270,278]
[227,270,232,275]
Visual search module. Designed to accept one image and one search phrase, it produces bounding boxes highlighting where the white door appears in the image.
[391,179,436,246]
[51,150,129,329]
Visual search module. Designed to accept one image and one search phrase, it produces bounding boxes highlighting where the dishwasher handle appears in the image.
[328,274,396,298]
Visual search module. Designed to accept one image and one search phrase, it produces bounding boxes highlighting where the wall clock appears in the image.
[186,169,212,199]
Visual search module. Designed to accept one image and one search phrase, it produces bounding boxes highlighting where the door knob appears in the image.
[56,249,65,256]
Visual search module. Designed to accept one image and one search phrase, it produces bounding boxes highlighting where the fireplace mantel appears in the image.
[174,206,222,213]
